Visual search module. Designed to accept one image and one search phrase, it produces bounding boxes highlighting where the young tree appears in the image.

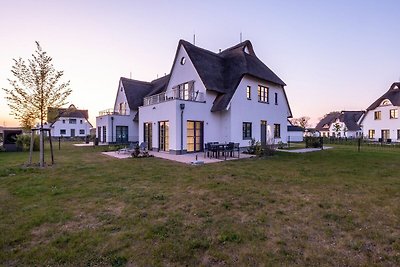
[3,41,72,167]
[290,116,311,128]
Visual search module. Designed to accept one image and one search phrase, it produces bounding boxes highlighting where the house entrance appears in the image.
[71,129,75,137]
[144,122,152,150]
[261,120,267,145]
[187,121,203,152]
[116,126,128,143]
[158,121,169,151]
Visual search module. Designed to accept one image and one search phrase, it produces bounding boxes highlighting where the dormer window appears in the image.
[244,46,250,54]
[381,99,391,106]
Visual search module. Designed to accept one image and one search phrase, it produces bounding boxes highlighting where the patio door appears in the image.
[261,120,267,145]
[144,122,152,150]
[187,121,203,152]
[116,126,128,143]
[158,121,169,151]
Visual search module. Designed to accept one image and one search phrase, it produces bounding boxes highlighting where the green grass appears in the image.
[0,143,399,266]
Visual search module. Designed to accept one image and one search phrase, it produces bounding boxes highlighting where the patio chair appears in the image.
[224,142,235,160]
[234,143,240,158]
[139,142,148,152]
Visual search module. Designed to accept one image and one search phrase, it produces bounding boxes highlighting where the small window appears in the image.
[258,85,269,103]
[274,92,278,105]
[60,129,66,135]
[69,119,77,124]
[390,109,398,119]
[180,57,186,65]
[374,111,381,120]
[246,86,251,100]
[368,129,375,139]
[397,129,400,140]
[274,124,281,138]
[62,119,65,124]
[79,129,85,135]
[242,122,252,139]
[80,120,83,124]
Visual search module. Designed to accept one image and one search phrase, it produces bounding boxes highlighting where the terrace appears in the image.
[143,88,205,106]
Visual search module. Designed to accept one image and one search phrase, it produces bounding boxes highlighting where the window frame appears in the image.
[242,122,252,140]
[368,129,375,139]
[374,111,381,120]
[246,86,251,100]
[274,123,281,138]
[274,92,278,105]
[79,129,85,135]
[257,85,269,103]
[389,109,398,119]
[60,129,66,135]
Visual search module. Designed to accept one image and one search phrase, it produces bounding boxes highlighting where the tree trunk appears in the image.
[39,127,44,167]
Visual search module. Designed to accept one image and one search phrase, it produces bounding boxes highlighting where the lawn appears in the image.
[0,143,399,266]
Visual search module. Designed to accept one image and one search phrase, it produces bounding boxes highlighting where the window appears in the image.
[180,57,186,65]
[258,85,268,103]
[274,92,278,105]
[69,119,77,124]
[382,129,390,140]
[374,111,381,120]
[79,129,85,135]
[242,122,252,139]
[390,109,398,119]
[397,129,400,140]
[60,129,66,135]
[368,130,375,139]
[62,119,65,124]
[246,86,251,100]
[274,124,281,138]
[80,120,83,124]
[177,82,192,100]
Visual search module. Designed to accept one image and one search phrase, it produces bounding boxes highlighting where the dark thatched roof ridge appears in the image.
[178,39,287,112]
[366,82,400,111]
[47,104,89,124]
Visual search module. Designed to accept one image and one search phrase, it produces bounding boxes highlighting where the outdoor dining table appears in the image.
[209,143,228,159]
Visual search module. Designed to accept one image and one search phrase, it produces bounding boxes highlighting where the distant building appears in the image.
[360,82,400,142]
[47,104,92,137]
[316,111,364,138]
[287,121,304,142]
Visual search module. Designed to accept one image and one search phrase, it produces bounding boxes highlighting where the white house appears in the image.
[47,104,92,138]
[360,82,400,142]
[315,111,364,138]
[287,123,304,142]
[97,39,293,153]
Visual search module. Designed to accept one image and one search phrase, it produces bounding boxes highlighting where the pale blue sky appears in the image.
[1,0,399,126]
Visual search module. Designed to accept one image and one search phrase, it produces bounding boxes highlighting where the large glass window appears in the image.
[258,85,269,103]
[116,126,128,143]
[187,121,203,152]
[242,122,252,139]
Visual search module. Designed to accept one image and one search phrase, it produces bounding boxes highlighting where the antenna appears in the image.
[193,33,196,45]
[130,72,132,79]
[240,32,242,42]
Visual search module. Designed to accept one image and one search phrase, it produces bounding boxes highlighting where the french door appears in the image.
[116,126,128,143]
[187,121,203,152]
[158,121,169,151]
[144,122,152,150]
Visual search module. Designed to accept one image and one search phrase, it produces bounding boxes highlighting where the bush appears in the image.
[15,134,40,151]
[246,138,275,157]
[305,136,323,148]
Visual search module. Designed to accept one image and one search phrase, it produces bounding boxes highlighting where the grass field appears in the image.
[0,143,399,266]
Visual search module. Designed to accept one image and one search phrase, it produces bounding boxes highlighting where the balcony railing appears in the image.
[98,109,128,116]
[143,88,205,106]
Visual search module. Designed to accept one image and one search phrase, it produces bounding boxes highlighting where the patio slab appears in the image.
[277,146,332,153]
[101,150,254,164]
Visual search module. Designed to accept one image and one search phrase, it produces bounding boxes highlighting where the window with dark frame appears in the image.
[242,122,252,139]
[274,124,281,138]
[368,129,375,139]
[397,129,400,140]
[60,129,66,135]
[79,129,85,135]
[258,85,268,103]
[390,109,398,119]
[246,86,251,100]
[69,118,77,124]
[274,92,278,105]
[374,111,381,120]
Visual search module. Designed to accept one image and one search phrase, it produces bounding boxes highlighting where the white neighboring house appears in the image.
[47,104,93,138]
[360,82,400,142]
[287,122,304,142]
[315,111,364,138]
[97,39,293,153]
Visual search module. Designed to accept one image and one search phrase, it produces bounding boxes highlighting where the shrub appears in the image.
[15,134,40,151]
[305,136,323,148]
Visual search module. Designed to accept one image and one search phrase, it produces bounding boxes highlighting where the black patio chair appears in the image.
[224,142,235,160]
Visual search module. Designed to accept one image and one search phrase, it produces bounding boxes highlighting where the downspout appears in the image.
[180,103,185,154]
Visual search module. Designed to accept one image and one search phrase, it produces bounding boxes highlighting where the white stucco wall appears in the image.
[361,104,400,141]
[113,82,130,115]
[229,75,291,147]
[288,131,304,142]
[50,117,92,137]
[96,113,137,143]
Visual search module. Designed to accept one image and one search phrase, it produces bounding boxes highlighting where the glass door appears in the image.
[116,126,128,143]
[144,122,152,150]
[187,121,203,152]
[158,121,169,151]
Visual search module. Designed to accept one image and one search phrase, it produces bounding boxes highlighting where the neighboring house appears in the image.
[316,111,364,138]
[47,104,93,137]
[360,82,400,142]
[287,123,304,142]
[97,39,293,153]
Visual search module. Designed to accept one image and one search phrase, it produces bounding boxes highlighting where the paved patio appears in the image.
[101,150,254,164]
[276,146,332,153]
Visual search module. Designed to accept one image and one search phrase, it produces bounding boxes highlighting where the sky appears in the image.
[1,0,400,127]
